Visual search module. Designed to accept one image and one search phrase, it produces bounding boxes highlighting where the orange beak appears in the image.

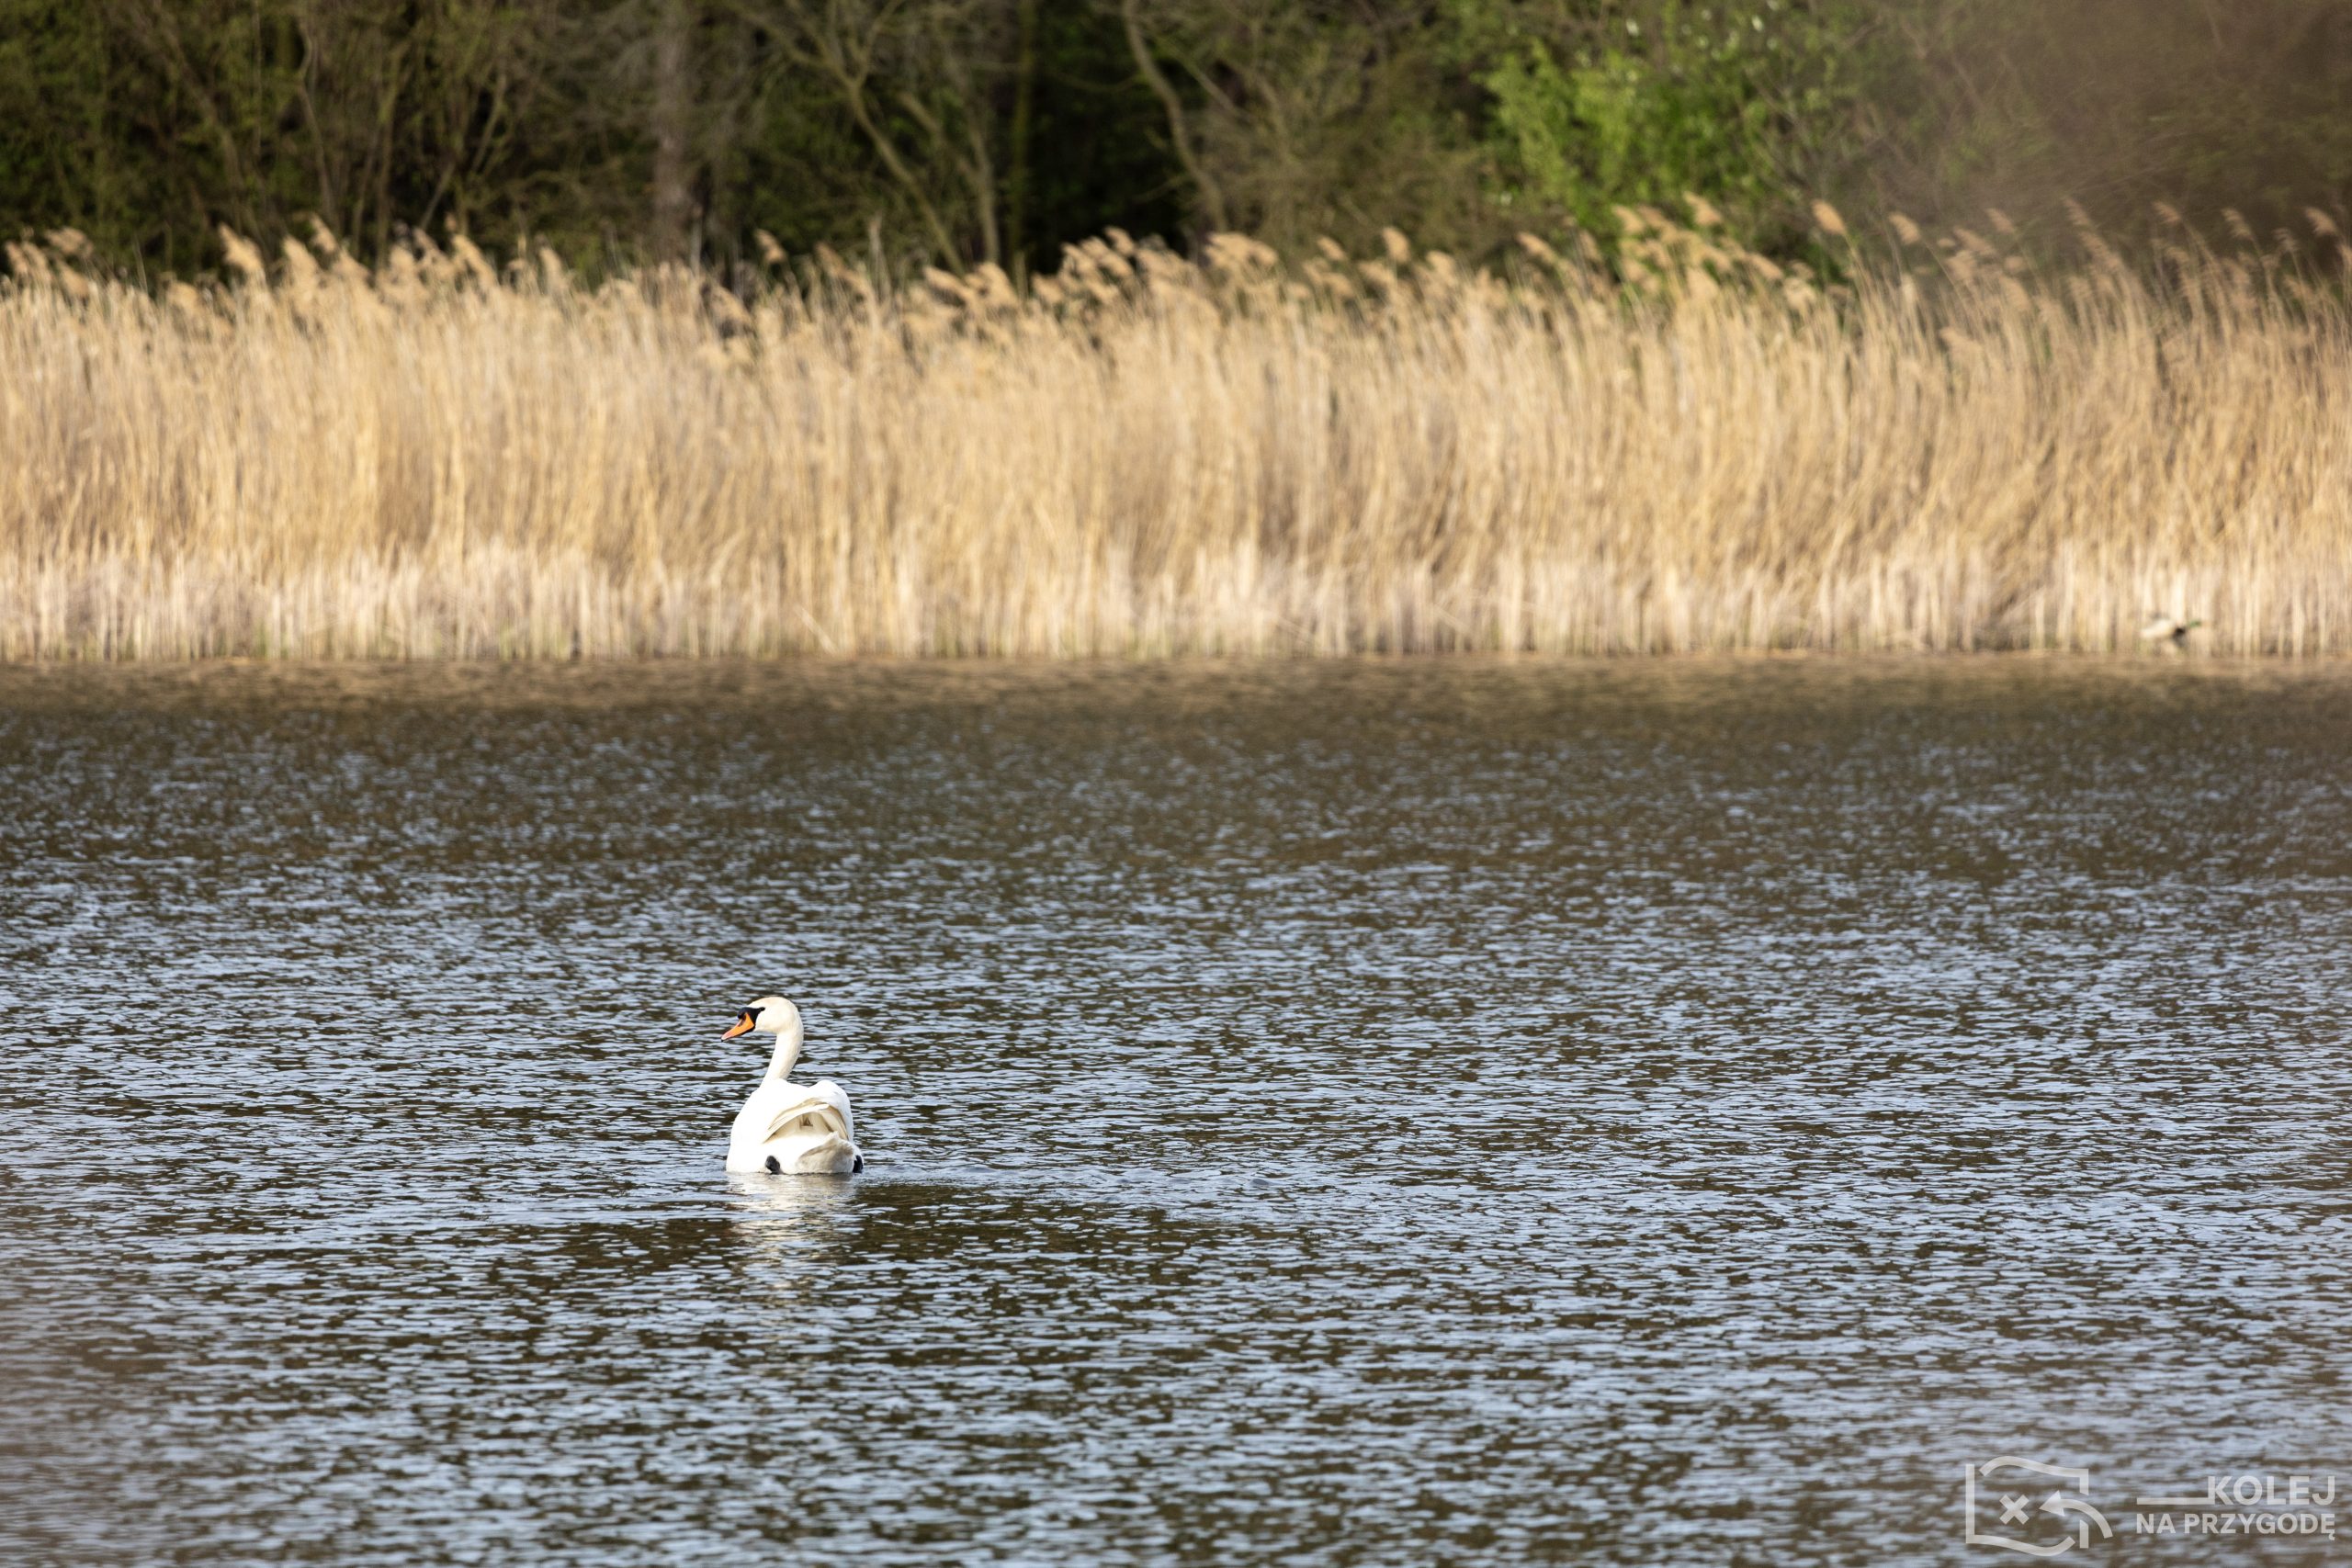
[721,1011,756,1041]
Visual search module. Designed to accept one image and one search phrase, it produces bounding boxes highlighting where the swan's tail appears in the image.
[766,1132,859,1175]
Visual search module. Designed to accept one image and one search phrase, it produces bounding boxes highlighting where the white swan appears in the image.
[722,996,862,1175]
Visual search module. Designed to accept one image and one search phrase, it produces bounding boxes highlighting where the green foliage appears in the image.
[1463,0,1853,250]
[0,0,2345,277]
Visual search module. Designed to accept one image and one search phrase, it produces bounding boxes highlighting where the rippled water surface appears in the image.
[5,660,2351,1566]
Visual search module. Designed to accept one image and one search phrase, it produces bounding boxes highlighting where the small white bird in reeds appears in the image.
[2138,615,2204,649]
[722,996,863,1175]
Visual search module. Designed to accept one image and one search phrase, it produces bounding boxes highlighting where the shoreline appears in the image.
[5,649,2344,705]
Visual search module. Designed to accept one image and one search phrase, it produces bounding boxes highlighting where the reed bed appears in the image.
[3,209,2348,660]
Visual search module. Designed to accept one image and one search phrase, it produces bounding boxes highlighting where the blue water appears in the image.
[4,660,2349,1565]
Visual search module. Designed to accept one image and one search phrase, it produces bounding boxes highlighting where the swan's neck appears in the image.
[763,1019,804,1083]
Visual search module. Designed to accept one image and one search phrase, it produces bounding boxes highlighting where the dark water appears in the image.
[4,660,2350,1566]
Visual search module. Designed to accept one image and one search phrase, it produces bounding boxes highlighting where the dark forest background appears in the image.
[5,0,2349,278]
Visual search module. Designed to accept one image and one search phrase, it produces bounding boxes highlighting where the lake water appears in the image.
[4,660,2349,1566]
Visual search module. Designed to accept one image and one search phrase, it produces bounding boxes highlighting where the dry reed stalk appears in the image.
[2,216,2348,660]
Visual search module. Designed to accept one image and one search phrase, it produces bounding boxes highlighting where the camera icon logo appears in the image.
[1962,1457,2114,1556]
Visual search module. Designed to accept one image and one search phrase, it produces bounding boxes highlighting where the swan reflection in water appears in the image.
[722,1169,865,1320]
[725,1167,860,1232]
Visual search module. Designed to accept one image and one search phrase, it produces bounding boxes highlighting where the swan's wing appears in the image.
[807,1077,853,1128]
[756,1082,851,1145]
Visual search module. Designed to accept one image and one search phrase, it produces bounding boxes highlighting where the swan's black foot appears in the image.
[764,1155,782,1174]
[853,1155,864,1173]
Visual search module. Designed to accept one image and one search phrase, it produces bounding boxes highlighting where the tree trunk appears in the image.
[650,0,695,263]
[1120,0,1227,233]
[1005,0,1039,278]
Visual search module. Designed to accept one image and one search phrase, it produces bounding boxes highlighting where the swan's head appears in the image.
[722,995,798,1041]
